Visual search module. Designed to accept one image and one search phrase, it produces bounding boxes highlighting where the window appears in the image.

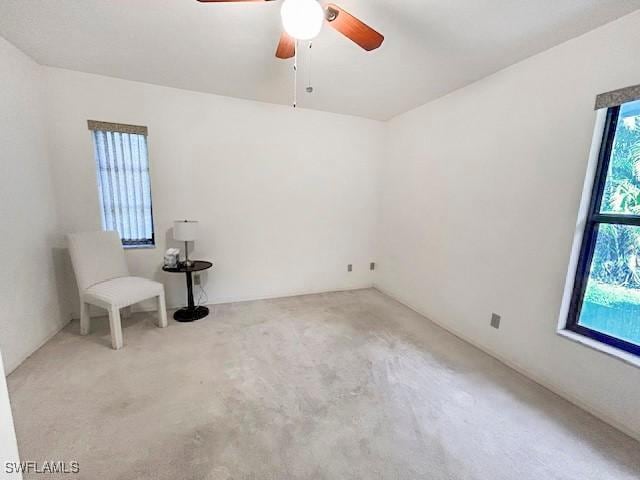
[567,99,640,356]
[88,120,154,248]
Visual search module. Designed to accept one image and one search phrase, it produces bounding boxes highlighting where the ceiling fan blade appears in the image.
[325,4,384,51]
[275,32,295,59]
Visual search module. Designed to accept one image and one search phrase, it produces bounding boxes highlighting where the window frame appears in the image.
[121,235,155,249]
[566,105,640,357]
[89,122,156,249]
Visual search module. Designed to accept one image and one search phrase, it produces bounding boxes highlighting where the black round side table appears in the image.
[162,260,213,322]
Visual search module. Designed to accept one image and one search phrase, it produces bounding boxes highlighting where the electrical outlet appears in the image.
[347,264,353,272]
[194,274,201,286]
[370,262,375,271]
[490,313,501,329]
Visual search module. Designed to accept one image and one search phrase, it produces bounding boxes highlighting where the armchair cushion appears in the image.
[84,277,164,309]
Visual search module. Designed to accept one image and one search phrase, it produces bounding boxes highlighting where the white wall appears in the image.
[378,11,640,440]
[44,69,384,313]
[0,352,21,480]
[0,37,64,374]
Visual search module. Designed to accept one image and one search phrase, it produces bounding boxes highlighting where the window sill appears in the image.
[557,329,640,369]
[124,244,155,250]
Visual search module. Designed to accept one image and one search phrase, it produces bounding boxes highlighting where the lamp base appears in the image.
[182,241,194,268]
[174,306,209,322]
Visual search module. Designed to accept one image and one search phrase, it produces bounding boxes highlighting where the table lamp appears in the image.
[174,220,198,267]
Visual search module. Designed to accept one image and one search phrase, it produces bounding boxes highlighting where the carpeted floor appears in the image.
[7,289,640,479]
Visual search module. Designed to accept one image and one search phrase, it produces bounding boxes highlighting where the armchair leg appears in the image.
[109,306,124,350]
[157,292,168,328]
[80,301,90,335]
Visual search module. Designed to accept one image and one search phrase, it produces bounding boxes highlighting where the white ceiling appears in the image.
[1,0,639,120]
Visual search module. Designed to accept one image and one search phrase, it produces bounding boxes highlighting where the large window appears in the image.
[567,99,640,356]
[88,120,154,248]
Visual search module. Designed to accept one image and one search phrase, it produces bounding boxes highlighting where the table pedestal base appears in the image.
[174,306,209,322]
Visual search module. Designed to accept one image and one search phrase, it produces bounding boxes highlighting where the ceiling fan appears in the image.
[196,0,384,59]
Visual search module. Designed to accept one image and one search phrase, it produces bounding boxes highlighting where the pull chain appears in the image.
[306,41,313,93]
[293,39,298,108]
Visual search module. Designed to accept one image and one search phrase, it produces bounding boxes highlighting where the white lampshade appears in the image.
[174,220,198,242]
[280,0,324,41]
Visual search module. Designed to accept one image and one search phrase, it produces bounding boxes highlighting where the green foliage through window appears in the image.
[573,100,640,349]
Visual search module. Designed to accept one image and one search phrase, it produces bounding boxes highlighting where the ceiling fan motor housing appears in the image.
[325,7,338,22]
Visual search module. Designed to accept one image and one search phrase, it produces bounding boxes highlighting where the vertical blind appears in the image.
[88,121,154,246]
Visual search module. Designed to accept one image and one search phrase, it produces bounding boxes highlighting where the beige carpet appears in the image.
[7,289,640,479]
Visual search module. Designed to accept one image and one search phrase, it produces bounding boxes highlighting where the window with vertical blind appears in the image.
[88,120,155,248]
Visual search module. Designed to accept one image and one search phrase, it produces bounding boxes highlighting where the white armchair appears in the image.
[67,231,168,349]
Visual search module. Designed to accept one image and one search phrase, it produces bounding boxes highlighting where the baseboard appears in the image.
[85,284,375,315]
[372,284,640,443]
[181,284,375,309]
[6,318,72,375]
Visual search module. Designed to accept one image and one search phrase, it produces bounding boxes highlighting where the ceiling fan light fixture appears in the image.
[280,0,324,41]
